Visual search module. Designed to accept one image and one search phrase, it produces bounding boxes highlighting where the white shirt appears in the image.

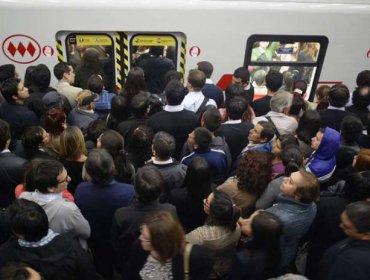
[253,111,298,135]
[182,91,217,113]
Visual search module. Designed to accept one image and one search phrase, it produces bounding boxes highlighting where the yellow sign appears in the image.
[132,35,176,46]
[76,35,112,46]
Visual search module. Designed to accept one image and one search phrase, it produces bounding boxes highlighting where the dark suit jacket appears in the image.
[318,108,356,131]
[202,83,224,107]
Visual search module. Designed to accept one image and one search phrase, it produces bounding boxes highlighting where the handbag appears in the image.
[183,243,193,280]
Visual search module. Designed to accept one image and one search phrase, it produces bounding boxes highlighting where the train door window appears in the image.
[64,33,115,92]
[129,34,178,94]
[245,35,328,101]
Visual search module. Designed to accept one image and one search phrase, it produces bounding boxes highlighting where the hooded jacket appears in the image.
[306,127,340,182]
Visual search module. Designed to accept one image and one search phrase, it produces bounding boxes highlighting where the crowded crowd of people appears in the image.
[0,53,369,280]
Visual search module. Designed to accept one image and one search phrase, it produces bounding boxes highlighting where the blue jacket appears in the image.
[306,127,340,182]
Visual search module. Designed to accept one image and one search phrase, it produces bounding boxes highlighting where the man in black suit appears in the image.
[0,119,26,208]
[318,85,356,131]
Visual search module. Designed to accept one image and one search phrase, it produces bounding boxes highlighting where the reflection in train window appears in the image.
[245,35,328,100]
[65,33,115,92]
[130,34,178,94]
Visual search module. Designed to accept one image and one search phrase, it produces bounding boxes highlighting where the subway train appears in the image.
[0,0,370,100]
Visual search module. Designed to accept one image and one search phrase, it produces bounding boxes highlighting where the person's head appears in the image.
[148,94,164,116]
[123,66,146,100]
[354,149,370,172]
[232,67,250,87]
[201,106,221,132]
[0,263,42,280]
[59,126,86,161]
[97,129,124,158]
[343,171,370,202]
[53,62,75,84]
[328,84,350,108]
[272,134,299,158]
[139,212,185,263]
[281,145,303,176]
[25,159,69,194]
[197,61,213,79]
[226,96,248,120]
[280,168,320,203]
[107,95,131,129]
[352,86,370,109]
[80,48,101,71]
[9,199,48,242]
[296,110,321,145]
[0,78,29,104]
[127,125,154,168]
[248,121,275,144]
[292,80,308,96]
[315,85,330,102]
[152,131,176,161]
[24,66,37,90]
[356,70,370,87]
[76,89,98,110]
[340,115,363,144]
[282,71,295,92]
[270,90,293,114]
[165,79,186,106]
[340,201,370,240]
[187,69,206,91]
[289,93,306,117]
[237,150,272,195]
[130,91,150,117]
[0,64,16,83]
[87,74,104,94]
[41,107,66,136]
[85,119,108,144]
[253,69,267,86]
[22,126,49,154]
[188,127,212,151]
[183,157,211,198]
[32,64,51,90]
[224,83,245,103]
[149,46,164,57]
[205,190,240,231]
[163,70,182,87]
[135,165,164,203]
[265,70,283,92]
[0,119,11,150]
[84,149,115,185]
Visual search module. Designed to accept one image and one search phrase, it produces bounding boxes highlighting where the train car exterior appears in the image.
[0,0,369,99]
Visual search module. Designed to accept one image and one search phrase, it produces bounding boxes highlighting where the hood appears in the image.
[315,127,340,160]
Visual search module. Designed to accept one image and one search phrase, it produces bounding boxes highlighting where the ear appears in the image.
[12,95,18,101]
[47,186,57,193]
[283,107,290,115]
[260,136,268,144]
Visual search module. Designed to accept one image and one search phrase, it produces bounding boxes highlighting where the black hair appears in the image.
[296,110,322,145]
[107,95,131,130]
[187,69,206,91]
[9,199,48,242]
[226,96,248,120]
[85,149,116,185]
[208,190,240,231]
[265,70,283,92]
[0,64,16,83]
[85,119,108,144]
[53,62,71,80]
[281,145,303,176]
[194,127,212,151]
[183,157,212,200]
[24,66,37,92]
[343,171,370,202]
[33,64,51,90]
[293,80,308,93]
[22,126,44,156]
[121,66,146,102]
[130,91,150,117]
[0,119,11,150]
[197,61,214,78]
[289,93,306,116]
[356,70,370,87]
[329,84,350,108]
[1,78,20,104]
[224,84,245,103]
[135,165,164,203]
[352,86,370,109]
[165,79,186,105]
[127,125,154,169]
[233,67,250,84]
[149,46,164,57]
[340,115,363,144]
[152,131,176,160]
[163,70,182,87]
[201,106,222,132]
[278,134,299,149]
[257,121,275,142]
[346,200,370,233]
[148,94,164,117]
[87,74,104,93]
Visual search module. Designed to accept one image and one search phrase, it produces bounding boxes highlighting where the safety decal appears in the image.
[180,38,186,81]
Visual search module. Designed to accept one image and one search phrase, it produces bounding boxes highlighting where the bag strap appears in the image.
[183,243,193,280]
[196,97,209,115]
[265,116,280,138]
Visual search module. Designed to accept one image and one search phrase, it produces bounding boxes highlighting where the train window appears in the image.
[65,33,115,92]
[130,34,178,94]
[245,35,328,101]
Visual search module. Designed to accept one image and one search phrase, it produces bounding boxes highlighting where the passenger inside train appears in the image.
[0,55,369,280]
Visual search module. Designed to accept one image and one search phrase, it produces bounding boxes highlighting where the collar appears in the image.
[1,149,10,154]
[328,105,345,111]
[224,119,242,124]
[77,108,95,114]
[56,81,70,87]
[151,157,173,165]
[164,104,184,112]
[266,111,286,117]
[205,78,213,84]
[33,190,63,203]
[18,229,59,248]
[244,84,251,90]
[188,91,203,95]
